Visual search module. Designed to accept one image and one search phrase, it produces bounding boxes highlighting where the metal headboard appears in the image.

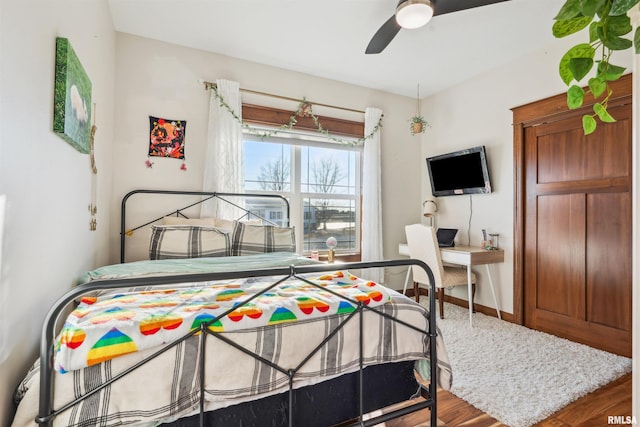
[120,189,290,263]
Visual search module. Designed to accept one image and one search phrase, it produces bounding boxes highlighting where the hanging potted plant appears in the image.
[409,84,429,135]
[410,115,429,135]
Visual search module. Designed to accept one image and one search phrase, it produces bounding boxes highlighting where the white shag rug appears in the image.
[430,302,632,427]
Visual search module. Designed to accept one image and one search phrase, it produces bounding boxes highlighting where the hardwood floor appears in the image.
[381,373,632,427]
[532,373,632,427]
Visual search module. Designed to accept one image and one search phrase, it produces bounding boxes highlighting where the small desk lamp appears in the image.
[422,199,438,228]
[326,236,338,263]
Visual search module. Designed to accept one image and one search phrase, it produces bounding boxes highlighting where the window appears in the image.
[244,134,361,254]
[269,211,282,221]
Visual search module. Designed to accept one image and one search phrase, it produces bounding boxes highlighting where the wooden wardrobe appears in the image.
[512,74,632,357]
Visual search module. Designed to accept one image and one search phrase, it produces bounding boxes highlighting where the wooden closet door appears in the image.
[523,102,632,357]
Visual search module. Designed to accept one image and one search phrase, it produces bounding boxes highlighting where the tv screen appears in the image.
[426,146,492,197]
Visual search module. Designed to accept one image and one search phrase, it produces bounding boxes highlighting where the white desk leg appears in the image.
[485,264,502,320]
[402,268,411,296]
[467,266,473,327]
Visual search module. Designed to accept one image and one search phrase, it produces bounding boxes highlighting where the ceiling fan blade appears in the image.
[365,15,401,54]
[432,0,510,16]
[364,0,510,54]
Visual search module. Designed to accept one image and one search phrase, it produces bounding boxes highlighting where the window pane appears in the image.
[303,198,356,252]
[244,140,290,191]
[270,211,282,220]
[301,146,356,195]
[242,135,360,255]
[245,197,288,227]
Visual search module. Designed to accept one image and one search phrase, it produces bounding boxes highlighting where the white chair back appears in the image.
[404,224,445,288]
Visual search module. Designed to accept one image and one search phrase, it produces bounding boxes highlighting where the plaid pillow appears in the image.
[149,225,231,260]
[231,222,296,256]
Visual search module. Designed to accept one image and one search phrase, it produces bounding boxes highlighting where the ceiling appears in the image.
[108,0,565,99]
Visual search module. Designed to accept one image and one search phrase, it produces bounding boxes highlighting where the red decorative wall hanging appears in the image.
[148,116,187,170]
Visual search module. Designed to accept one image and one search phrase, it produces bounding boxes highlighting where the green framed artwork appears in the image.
[53,37,92,154]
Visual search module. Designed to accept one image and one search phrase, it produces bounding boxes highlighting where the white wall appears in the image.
[111,33,422,285]
[0,1,115,425]
[419,38,634,315]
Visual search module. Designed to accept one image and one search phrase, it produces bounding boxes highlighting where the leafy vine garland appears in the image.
[209,85,382,145]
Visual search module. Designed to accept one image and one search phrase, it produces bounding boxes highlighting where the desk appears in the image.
[398,243,504,326]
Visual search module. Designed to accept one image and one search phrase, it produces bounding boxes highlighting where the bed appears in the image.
[11,190,451,427]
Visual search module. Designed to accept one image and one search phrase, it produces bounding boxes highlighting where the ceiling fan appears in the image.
[365,0,511,54]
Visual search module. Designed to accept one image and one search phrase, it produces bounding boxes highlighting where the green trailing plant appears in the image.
[553,0,640,134]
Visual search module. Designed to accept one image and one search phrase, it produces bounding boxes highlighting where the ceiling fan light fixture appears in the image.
[395,0,434,29]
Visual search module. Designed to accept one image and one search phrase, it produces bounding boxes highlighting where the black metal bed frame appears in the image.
[36,260,438,427]
[34,190,439,427]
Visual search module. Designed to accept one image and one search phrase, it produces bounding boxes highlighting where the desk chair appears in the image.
[404,224,477,319]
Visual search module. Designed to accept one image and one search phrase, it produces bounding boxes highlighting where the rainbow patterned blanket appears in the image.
[54,271,390,372]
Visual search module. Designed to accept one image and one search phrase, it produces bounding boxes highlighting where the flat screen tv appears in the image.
[426,145,492,197]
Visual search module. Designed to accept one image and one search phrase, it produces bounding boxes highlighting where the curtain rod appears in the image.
[201,80,366,115]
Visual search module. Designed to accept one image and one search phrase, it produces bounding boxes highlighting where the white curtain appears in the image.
[361,107,384,283]
[201,79,244,219]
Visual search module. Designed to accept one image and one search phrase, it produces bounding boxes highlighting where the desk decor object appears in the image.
[488,233,499,250]
[422,199,437,227]
[326,236,337,263]
[481,229,499,250]
[53,37,92,154]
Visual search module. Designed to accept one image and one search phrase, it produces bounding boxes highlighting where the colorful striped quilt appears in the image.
[54,271,390,372]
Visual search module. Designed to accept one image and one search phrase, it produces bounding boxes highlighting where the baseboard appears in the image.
[405,288,515,323]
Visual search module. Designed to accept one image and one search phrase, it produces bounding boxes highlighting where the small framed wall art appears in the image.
[53,37,92,154]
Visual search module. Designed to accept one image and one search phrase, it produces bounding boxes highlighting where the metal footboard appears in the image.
[36,259,438,427]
